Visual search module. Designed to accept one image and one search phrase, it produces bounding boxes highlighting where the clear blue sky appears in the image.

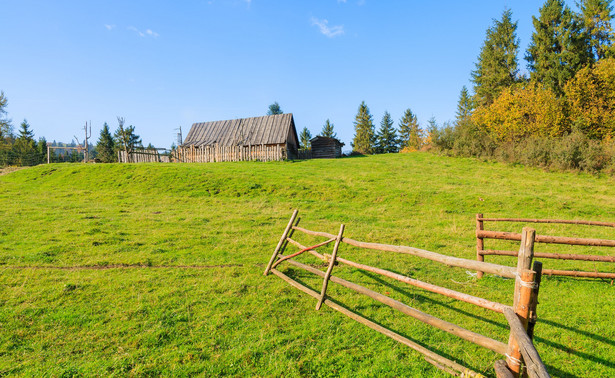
[2,1,550,149]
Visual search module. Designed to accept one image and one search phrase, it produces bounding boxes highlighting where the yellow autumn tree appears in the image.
[472,83,567,142]
[565,58,615,139]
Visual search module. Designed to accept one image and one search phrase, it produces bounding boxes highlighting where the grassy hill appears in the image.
[1,153,614,377]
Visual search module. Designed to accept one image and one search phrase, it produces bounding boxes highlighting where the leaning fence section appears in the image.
[118,150,169,163]
[264,210,549,378]
[176,144,286,163]
[475,214,615,279]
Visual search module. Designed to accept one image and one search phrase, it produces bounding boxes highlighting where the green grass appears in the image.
[0,153,614,377]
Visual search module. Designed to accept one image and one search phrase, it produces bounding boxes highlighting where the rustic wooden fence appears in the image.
[265,210,549,378]
[475,214,615,279]
[176,144,286,163]
[118,150,169,163]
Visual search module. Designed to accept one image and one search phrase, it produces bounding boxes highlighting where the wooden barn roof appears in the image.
[182,113,299,147]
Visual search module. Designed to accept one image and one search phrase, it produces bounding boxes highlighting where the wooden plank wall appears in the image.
[118,150,162,163]
[176,144,287,163]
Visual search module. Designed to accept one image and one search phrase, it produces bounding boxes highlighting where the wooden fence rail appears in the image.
[265,210,549,377]
[118,150,168,163]
[475,214,615,279]
[176,144,286,163]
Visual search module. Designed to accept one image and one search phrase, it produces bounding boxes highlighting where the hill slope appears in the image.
[1,153,614,376]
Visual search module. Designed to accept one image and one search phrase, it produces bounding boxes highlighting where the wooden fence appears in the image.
[475,214,615,279]
[176,144,286,163]
[118,150,169,163]
[265,210,549,378]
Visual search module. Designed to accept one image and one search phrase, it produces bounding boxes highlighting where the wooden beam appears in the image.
[477,230,615,247]
[316,224,345,310]
[503,307,550,378]
[269,268,486,377]
[477,213,485,279]
[292,226,517,278]
[479,249,615,262]
[541,269,615,279]
[264,210,298,276]
[478,217,615,228]
[283,257,508,355]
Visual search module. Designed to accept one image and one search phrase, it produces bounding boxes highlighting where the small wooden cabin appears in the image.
[310,136,344,159]
[178,113,300,162]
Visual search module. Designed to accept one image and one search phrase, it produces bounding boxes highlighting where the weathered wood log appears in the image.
[287,237,508,313]
[286,237,328,261]
[527,261,543,341]
[541,269,615,279]
[503,307,550,378]
[292,226,517,278]
[477,213,485,279]
[478,217,615,228]
[478,249,615,262]
[283,257,508,355]
[330,254,507,313]
[494,360,514,378]
[476,230,615,247]
[269,268,486,377]
[507,228,535,377]
[264,210,298,275]
[316,224,345,310]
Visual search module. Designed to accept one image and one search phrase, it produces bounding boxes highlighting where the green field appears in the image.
[1,153,614,377]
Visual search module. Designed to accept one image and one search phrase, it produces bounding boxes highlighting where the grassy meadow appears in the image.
[1,153,614,377]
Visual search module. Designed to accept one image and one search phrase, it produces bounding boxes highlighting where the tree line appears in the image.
[0,92,143,166]
[433,0,615,173]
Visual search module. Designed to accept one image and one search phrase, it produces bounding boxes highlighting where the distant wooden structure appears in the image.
[118,149,170,163]
[310,136,344,159]
[178,113,300,162]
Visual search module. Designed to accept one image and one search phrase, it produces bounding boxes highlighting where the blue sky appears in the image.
[2,1,549,149]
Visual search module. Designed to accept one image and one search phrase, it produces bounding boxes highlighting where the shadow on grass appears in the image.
[279,268,490,376]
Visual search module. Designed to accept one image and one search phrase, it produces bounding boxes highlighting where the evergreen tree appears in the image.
[0,91,12,141]
[376,111,398,153]
[526,0,590,95]
[579,0,614,60]
[114,117,142,161]
[267,102,283,115]
[320,119,337,138]
[96,122,116,163]
[299,127,312,150]
[37,138,47,164]
[13,119,38,166]
[351,101,375,154]
[472,9,520,107]
[456,86,474,123]
[398,108,422,150]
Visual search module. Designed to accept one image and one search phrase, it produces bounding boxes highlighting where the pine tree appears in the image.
[299,127,312,150]
[37,138,47,164]
[579,0,614,60]
[267,102,283,115]
[526,0,590,95]
[472,9,520,107]
[456,86,474,123]
[375,111,398,153]
[398,108,422,150]
[320,119,337,138]
[13,119,38,166]
[0,91,12,141]
[114,117,142,161]
[351,101,375,154]
[96,122,116,163]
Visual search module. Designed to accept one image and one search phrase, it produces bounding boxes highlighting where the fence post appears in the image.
[506,227,535,377]
[316,224,345,310]
[264,210,299,276]
[527,261,543,341]
[476,213,485,279]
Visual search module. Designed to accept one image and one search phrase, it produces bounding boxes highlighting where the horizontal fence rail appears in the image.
[265,211,549,377]
[476,213,615,280]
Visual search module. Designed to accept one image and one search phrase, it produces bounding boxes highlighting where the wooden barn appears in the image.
[310,136,344,159]
[177,113,300,162]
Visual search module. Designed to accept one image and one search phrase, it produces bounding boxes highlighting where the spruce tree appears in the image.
[114,117,142,160]
[376,111,398,153]
[267,102,283,115]
[351,101,375,154]
[456,86,474,123]
[398,108,422,150]
[579,0,614,60]
[526,0,590,95]
[472,9,520,107]
[13,119,38,166]
[0,91,12,141]
[320,119,337,138]
[96,122,116,163]
[299,127,312,150]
